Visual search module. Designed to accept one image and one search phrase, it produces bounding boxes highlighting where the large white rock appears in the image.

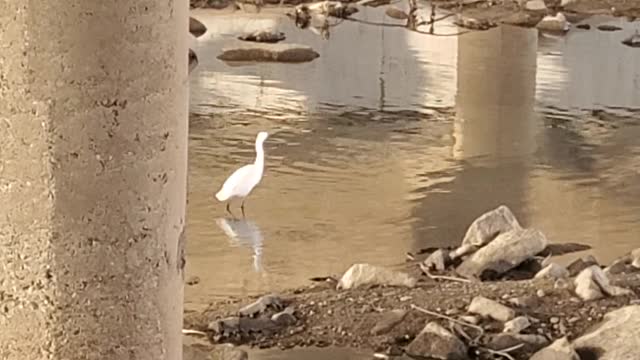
[573,305,640,360]
[336,263,417,290]
[456,228,548,279]
[460,205,521,248]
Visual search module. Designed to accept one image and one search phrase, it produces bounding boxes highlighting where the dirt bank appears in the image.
[190,0,640,20]
[184,266,640,359]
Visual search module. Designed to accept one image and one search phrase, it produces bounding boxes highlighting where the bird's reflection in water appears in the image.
[215,217,264,273]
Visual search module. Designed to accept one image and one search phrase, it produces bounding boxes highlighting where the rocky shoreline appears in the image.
[183,205,640,360]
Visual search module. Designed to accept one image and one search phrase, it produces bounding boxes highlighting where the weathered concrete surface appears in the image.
[0,1,188,360]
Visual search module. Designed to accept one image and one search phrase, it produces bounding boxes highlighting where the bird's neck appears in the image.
[254,141,265,168]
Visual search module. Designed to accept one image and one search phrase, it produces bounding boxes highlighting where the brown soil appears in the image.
[184,265,640,360]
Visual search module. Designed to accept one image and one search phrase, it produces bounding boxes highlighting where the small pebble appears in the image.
[550,317,559,324]
[459,315,480,325]
[400,296,412,302]
[559,322,568,334]
[536,289,546,297]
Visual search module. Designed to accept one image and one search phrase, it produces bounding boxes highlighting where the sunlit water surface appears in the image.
[185,8,640,314]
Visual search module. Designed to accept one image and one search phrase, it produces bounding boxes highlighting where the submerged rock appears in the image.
[597,24,622,31]
[573,305,640,360]
[384,6,408,20]
[361,0,391,7]
[189,49,198,74]
[460,205,521,248]
[537,13,570,32]
[218,43,320,63]
[539,242,592,257]
[405,322,467,360]
[238,30,286,43]
[371,309,408,335]
[456,228,548,280]
[574,265,633,301]
[468,296,515,322]
[622,31,640,48]
[190,16,207,37]
[337,263,417,290]
[530,337,579,360]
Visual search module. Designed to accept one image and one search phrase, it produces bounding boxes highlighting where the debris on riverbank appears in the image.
[190,0,640,28]
[184,205,640,360]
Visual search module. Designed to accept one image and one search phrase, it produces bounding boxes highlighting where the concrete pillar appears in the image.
[0,1,188,360]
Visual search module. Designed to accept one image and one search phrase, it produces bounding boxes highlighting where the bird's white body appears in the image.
[215,131,268,203]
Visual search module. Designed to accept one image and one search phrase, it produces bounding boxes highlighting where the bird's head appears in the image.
[256,131,269,143]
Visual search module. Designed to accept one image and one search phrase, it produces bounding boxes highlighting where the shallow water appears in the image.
[185,7,640,311]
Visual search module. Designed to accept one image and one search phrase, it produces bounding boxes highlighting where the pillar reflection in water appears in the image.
[412,26,538,250]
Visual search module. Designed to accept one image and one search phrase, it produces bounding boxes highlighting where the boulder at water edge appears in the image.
[459,205,521,248]
[574,265,632,301]
[456,228,548,280]
[337,263,417,290]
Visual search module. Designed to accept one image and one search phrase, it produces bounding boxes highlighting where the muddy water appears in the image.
[185,8,640,311]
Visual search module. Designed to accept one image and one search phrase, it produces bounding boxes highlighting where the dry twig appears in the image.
[420,263,472,283]
[410,304,484,336]
[480,343,525,360]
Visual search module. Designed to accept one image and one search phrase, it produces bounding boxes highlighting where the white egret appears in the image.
[215,131,269,217]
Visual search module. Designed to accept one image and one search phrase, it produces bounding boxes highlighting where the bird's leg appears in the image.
[241,200,246,218]
[226,203,236,218]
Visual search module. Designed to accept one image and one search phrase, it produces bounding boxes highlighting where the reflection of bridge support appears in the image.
[411,26,538,250]
[0,2,187,359]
